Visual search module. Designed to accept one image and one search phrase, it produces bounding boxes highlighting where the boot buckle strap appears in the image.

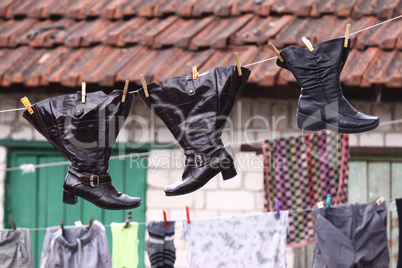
[194,154,204,167]
[90,175,100,187]
[194,153,212,167]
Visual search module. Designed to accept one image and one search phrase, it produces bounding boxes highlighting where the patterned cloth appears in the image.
[180,212,289,268]
[262,130,349,247]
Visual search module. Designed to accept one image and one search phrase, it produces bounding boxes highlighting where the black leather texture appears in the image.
[276,38,379,133]
[138,65,251,195]
[23,90,141,210]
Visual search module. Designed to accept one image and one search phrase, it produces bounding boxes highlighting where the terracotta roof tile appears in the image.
[200,46,258,72]
[231,15,294,46]
[0,47,30,85]
[362,50,401,87]
[42,48,82,85]
[341,48,380,86]
[189,14,253,50]
[246,47,280,87]
[153,17,214,49]
[0,0,14,17]
[366,19,402,49]
[0,0,400,90]
[153,49,215,83]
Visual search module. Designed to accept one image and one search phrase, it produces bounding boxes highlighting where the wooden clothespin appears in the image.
[302,37,314,51]
[192,66,198,80]
[376,196,385,206]
[140,74,149,98]
[186,206,191,224]
[275,199,280,219]
[81,82,86,103]
[344,23,351,47]
[234,52,242,76]
[326,194,331,212]
[317,201,324,209]
[122,80,129,103]
[88,217,93,229]
[21,97,34,114]
[12,221,16,231]
[267,42,284,62]
[163,210,168,228]
[124,211,132,228]
[60,219,64,235]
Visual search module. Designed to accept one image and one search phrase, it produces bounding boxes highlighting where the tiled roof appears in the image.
[0,0,400,90]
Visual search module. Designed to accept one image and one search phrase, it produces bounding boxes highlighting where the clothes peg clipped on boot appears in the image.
[81,82,86,103]
[192,66,198,80]
[234,52,242,76]
[344,23,351,47]
[140,74,149,97]
[122,80,129,103]
[267,42,284,62]
[302,37,314,51]
[21,96,34,114]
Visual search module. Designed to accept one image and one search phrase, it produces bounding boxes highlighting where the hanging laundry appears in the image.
[312,197,389,267]
[263,130,349,247]
[111,222,139,268]
[276,37,379,133]
[396,199,402,268]
[137,65,251,196]
[0,227,34,268]
[22,90,141,210]
[146,221,176,268]
[180,212,288,268]
[40,220,111,268]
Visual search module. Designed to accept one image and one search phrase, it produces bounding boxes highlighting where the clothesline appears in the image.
[14,201,397,231]
[0,116,401,173]
[0,14,400,115]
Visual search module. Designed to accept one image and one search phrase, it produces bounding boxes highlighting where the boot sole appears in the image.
[62,190,142,210]
[165,164,237,196]
[297,113,380,134]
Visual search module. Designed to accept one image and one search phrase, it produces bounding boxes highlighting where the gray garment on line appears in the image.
[40,220,111,268]
[0,228,34,268]
[312,198,389,268]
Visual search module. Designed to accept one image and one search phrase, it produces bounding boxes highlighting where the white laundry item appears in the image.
[181,212,289,268]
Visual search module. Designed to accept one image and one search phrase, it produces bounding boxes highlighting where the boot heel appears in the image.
[297,112,326,131]
[221,163,237,181]
[63,190,77,205]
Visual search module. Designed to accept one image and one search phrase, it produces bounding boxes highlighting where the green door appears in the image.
[4,144,148,268]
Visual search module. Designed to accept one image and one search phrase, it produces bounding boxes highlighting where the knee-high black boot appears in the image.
[138,66,251,196]
[23,90,141,210]
[276,38,379,133]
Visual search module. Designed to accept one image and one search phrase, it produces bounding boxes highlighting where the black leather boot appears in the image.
[138,66,251,196]
[23,90,141,210]
[276,38,379,133]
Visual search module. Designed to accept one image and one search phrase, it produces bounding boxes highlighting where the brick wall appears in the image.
[0,92,400,267]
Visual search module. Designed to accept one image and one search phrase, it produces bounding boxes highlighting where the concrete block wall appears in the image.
[0,92,401,267]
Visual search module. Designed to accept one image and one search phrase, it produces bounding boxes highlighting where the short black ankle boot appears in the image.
[276,37,379,133]
[23,90,141,210]
[138,66,251,196]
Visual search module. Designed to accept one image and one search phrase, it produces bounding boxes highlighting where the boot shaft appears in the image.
[277,38,350,105]
[23,90,134,174]
[138,65,250,153]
